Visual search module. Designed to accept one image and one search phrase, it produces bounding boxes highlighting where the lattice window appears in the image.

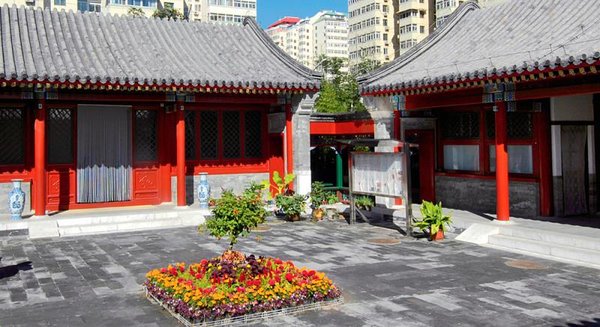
[441,111,479,139]
[134,110,158,162]
[48,108,73,164]
[223,111,240,158]
[200,111,218,159]
[486,111,534,139]
[0,108,24,165]
[185,111,197,160]
[244,111,262,158]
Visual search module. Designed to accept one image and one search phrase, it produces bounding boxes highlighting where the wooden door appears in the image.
[406,130,436,203]
[561,125,588,216]
[132,109,161,204]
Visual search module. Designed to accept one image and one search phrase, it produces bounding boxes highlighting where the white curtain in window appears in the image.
[77,105,132,203]
[489,145,533,174]
[443,145,479,171]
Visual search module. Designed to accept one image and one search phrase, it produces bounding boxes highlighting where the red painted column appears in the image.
[536,108,553,216]
[176,102,186,207]
[394,110,403,206]
[495,102,510,221]
[34,98,47,216]
[285,103,294,184]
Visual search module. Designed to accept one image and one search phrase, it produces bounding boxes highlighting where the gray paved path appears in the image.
[0,218,599,326]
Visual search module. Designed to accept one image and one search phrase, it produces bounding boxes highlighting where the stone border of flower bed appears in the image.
[144,287,344,327]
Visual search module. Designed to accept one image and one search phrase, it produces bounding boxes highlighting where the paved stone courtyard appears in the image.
[1,218,599,327]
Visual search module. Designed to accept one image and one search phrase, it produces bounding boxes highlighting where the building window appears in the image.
[244,111,262,158]
[48,108,74,165]
[439,108,538,176]
[443,145,479,171]
[441,111,479,139]
[54,0,66,5]
[486,111,534,139]
[223,111,240,158]
[134,110,158,162]
[0,108,24,166]
[489,145,533,174]
[185,111,197,160]
[189,110,264,161]
[200,111,218,160]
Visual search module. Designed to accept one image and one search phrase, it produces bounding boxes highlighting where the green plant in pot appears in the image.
[310,181,327,221]
[355,196,374,211]
[412,200,452,241]
[275,194,306,221]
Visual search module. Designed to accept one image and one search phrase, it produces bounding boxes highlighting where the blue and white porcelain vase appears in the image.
[197,173,210,210]
[8,179,25,220]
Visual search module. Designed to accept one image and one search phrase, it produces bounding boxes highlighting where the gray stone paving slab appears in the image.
[0,219,599,326]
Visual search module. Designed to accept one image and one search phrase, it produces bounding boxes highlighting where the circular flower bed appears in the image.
[144,251,342,323]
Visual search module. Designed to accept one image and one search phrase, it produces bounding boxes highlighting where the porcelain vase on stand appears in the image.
[8,179,25,221]
[197,173,210,210]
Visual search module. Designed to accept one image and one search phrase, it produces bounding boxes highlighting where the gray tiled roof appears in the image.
[0,5,321,90]
[360,0,600,94]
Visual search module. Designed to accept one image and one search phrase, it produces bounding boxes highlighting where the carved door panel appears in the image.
[133,109,161,203]
[561,125,588,216]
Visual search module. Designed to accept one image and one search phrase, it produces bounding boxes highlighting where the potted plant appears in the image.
[412,200,452,241]
[275,194,306,221]
[310,181,327,221]
[355,196,374,211]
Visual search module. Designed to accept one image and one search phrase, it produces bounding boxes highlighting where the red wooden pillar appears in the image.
[536,108,553,216]
[175,102,186,207]
[34,98,47,216]
[495,102,510,221]
[285,103,294,185]
[394,110,403,206]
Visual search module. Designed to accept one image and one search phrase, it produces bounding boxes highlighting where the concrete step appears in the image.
[497,225,600,252]
[487,233,600,268]
[56,211,180,227]
[58,215,205,237]
[30,209,207,239]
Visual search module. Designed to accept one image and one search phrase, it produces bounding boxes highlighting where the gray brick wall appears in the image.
[172,173,270,205]
[0,181,32,216]
[435,176,539,217]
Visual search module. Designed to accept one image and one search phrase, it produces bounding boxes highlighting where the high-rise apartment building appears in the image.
[435,0,506,28]
[348,0,395,68]
[348,0,434,69]
[0,0,255,23]
[348,0,507,69]
[188,0,257,24]
[266,11,349,70]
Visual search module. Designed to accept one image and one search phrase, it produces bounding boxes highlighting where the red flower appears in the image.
[200,259,208,266]
[195,273,202,279]
[285,273,294,282]
[269,279,276,286]
[274,258,283,265]
[237,287,246,293]
[179,266,185,272]
[161,268,167,273]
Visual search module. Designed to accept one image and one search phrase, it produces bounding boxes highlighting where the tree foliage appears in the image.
[202,183,267,250]
[314,56,381,113]
[128,7,146,17]
[152,7,185,20]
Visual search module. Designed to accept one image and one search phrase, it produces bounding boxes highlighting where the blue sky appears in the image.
[257,0,347,28]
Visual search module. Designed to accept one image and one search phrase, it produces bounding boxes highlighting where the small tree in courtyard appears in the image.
[201,183,267,250]
[314,56,380,113]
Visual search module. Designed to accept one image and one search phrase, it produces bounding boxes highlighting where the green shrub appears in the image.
[202,184,267,250]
